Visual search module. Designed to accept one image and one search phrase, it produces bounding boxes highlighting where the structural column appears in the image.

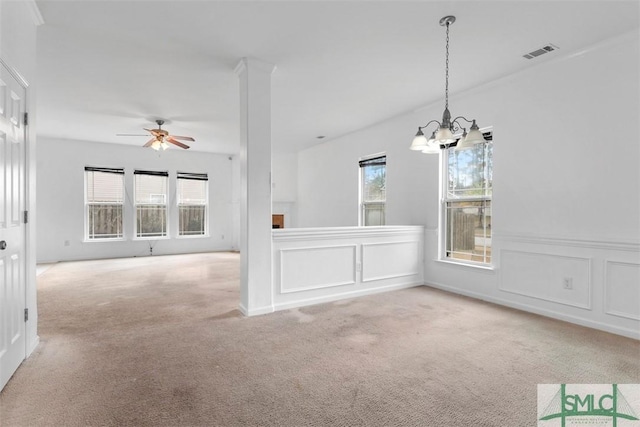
[234,57,276,315]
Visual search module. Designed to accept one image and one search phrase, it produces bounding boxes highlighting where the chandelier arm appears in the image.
[418,120,441,131]
[451,116,476,125]
[449,123,462,134]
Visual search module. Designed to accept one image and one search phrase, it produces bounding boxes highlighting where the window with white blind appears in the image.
[359,155,386,226]
[442,131,493,265]
[177,172,208,236]
[85,167,124,240]
[134,170,168,238]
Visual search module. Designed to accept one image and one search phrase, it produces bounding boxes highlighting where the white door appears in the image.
[0,60,27,391]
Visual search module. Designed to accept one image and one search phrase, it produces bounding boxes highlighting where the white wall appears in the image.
[36,138,238,262]
[297,31,640,338]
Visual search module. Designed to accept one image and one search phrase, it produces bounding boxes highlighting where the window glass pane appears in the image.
[88,205,123,239]
[363,164,386,202]
[445,200,491,264]
[179,206,206,235]
[363,202,385,226]
[137,205,167,237]
[447,143,492,199]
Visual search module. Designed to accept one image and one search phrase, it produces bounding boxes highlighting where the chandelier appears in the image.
[410,16,487,154]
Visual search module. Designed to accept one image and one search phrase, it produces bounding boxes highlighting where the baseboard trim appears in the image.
[238,303,274,317]
[274,282,423,312]
[27,336,40,357]
[424,282,640,340]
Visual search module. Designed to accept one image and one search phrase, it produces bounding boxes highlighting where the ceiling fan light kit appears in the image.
[411,15,487,154]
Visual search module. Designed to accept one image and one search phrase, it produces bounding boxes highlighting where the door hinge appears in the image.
[23,210,28,224]
[23,112,28,126]
[24,308,29,322]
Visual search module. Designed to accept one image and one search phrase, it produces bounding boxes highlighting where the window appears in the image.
[442,131,492,265]
[177,172,208,236]
[359,155,386,226]
[134,170,168,238]
[85,167,125,240]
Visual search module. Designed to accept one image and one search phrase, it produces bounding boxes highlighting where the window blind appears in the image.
[178,173,207,204]
[134,170,169,177]
[177,172,208,181]
[86,168,124,203]
[359,156,386,168]
[84,166,124,175]
[134,171,168,204]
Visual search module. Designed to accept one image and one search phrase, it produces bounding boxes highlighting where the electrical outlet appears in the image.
[563,277,573,290]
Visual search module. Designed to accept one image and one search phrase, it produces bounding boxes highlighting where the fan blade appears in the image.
[116,133,149,137]
[143,138,156,147]
[144,128,161,137]
[167,137,190,149]
[169,135,195,142]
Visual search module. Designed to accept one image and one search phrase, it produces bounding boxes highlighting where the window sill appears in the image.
[434,258,495,272]
[83,238,125,243]
[176,234,209,239]
[134,236,170,241]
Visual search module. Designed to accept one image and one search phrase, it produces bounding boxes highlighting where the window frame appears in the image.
[359,154,387,226]
[84,166,125,241]
[134,170,169,239]
[176,172,209,238]
[439,130,493,267]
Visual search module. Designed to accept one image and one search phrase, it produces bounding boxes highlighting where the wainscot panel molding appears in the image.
[424,230,640,339]
[498,250,592,310]
[362,241,421,283]
[604,260,640,321]
[279,245,356,293]
[272,226,424,311]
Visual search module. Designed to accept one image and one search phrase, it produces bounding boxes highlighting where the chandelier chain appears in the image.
[445,21,450,109]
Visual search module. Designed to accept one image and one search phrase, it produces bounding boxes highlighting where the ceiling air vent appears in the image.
[523,44,559,59]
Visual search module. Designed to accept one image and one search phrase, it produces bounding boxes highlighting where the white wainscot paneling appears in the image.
[280,245,356,293]
[499,250,591,309]
[362,241,420,282]
[273,226,424,311]
[605,261,640,320]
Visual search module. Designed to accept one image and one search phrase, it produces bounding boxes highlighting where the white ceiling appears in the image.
[35,0,639,154]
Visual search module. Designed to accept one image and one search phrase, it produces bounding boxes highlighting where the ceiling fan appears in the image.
[117,119,194,150]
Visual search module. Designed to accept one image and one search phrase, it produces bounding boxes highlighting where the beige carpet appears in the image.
[0,252,638,426]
